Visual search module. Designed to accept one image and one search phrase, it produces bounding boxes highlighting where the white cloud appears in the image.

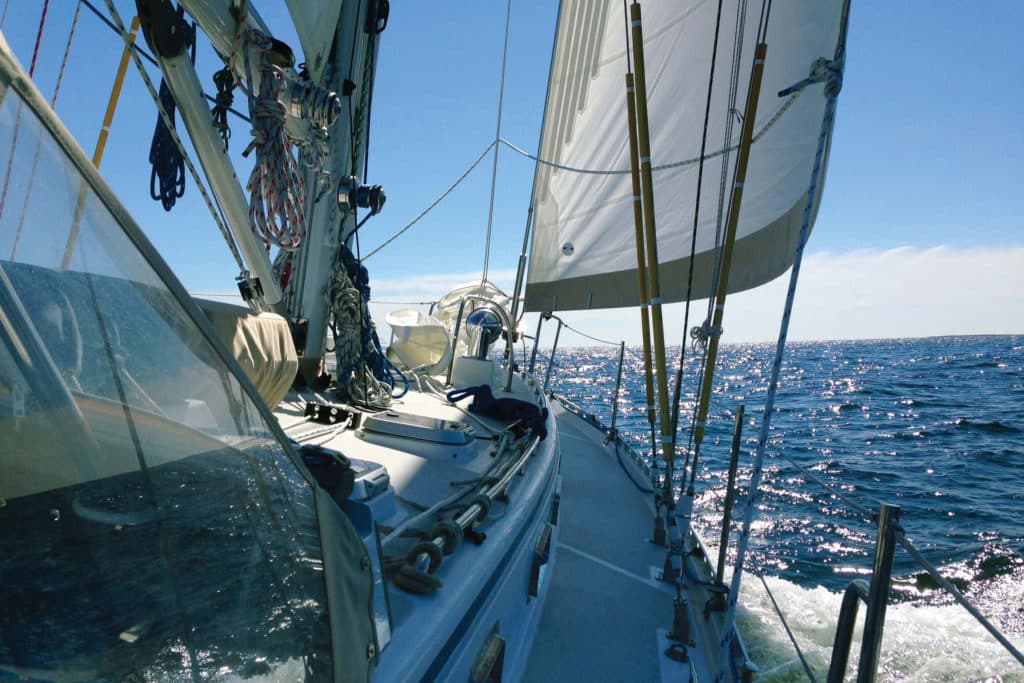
[368,246,1024,347]
[370,268,517,303]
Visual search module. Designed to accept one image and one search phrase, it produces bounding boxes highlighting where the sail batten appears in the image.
[524,0,842,313]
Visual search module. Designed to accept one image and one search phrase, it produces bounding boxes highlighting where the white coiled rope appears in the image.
[243,61,305,250]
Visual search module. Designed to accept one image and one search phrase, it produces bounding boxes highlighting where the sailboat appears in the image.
[4,0,1019,681]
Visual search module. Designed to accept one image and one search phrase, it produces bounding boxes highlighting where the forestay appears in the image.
[525,0,843,312]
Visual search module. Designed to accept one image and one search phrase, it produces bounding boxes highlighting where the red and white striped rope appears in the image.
[244,63,305,251]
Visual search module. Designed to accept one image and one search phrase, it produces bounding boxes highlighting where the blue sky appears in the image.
[3,1,1022,346]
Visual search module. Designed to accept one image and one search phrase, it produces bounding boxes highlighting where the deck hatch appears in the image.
[361,410,475,444]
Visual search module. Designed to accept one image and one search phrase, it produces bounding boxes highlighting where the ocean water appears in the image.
[536,335,1024,680]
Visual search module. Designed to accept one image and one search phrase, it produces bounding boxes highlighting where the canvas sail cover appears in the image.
[525,0,843,312]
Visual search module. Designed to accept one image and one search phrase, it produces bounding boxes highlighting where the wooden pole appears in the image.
[624,70,660,487]
[630,3,674,481]
[92,16,140,168]
[689,42,768,482]
[61,16,140,270]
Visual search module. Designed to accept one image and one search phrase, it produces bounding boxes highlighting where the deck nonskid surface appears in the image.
[525,405,705,682]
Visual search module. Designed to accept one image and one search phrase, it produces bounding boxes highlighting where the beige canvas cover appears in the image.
[195,298,297,408]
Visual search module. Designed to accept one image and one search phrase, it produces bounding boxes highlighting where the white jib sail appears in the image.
[524,0,843,312]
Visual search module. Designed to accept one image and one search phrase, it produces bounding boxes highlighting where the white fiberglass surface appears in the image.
[0,80,332,679]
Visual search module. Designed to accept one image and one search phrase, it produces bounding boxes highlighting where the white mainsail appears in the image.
[524,0,843,312]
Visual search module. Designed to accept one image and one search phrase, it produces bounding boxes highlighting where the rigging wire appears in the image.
[675,0,752,488]
[717,10,840,678]
[496,93,798,176]
[10,0,81,260]
[671,0,726,485]
[481,0,514,284]
[358,97,802,261]
[102,0,246,272]
[79,0,249,123]
[708,0,750,325]
[48,2,80,108]
[362,140,497,260]
[757,572,820,682]
[556,319,620,347]
[0,0,50,223]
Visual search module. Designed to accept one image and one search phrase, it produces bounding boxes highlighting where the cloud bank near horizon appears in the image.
[368,246,1024,346]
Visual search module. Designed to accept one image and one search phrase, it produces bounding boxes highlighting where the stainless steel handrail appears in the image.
[443,294,515,392]
[826,503,900,683]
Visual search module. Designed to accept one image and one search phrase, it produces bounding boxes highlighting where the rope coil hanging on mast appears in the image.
[210,66,235,149]
[148,6,193,212]
[242,49,306,250]
[101,0,246,273]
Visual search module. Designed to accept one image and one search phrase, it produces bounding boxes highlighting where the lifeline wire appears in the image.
[896,533,1024,666]
[360,90,799,261]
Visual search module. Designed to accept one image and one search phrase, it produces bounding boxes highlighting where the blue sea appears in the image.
[538,335,1024,680]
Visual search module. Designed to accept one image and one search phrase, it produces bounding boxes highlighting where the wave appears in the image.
[953,418,1022,434]
[735,571,1024,681]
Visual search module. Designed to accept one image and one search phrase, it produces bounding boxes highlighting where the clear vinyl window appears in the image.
[0,80,332,679]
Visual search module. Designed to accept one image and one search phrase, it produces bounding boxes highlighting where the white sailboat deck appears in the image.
[526,403,726,682]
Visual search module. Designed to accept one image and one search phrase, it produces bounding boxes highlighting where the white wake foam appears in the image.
[734,573,1024,681]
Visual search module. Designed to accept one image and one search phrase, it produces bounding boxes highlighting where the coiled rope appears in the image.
[148,8,193,212]
[210,66,234,149]
[329,244,405,408]
[242,59,306,250]
[102,0,245,271]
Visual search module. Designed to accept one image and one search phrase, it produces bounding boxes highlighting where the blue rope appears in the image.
[149,78,185,211]
[148,9,193,212]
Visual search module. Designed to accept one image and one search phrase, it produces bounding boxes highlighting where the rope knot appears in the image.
[778,56,844,99]
[690,320,722,350]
